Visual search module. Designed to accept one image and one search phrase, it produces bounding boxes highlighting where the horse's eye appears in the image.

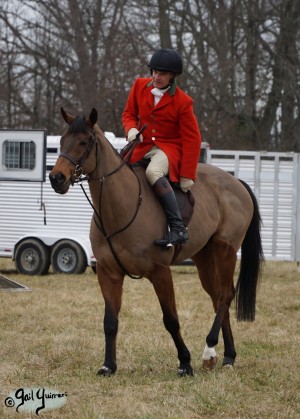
[79,140,88,146]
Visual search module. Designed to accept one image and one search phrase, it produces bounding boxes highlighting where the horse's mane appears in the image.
[68,115,90,134]
[67,114,123,159]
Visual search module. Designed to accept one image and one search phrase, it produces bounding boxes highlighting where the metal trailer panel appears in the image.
[0,137,93,258]
[295,154,300,263]
[207,150,299,262]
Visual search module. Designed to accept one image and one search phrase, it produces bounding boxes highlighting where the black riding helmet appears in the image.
[148,48,183,74]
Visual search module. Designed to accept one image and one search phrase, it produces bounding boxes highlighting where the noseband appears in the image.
[59,131,97,179]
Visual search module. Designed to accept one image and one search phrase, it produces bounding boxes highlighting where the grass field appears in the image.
[0,259,299,418]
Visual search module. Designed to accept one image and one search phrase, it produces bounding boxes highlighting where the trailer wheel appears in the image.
[51,240,87,274]
[15,239,50,275]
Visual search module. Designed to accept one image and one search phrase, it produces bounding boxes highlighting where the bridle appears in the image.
[59,130,98,180]
[58,127,144,279]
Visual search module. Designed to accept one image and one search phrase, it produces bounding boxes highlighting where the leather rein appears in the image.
[59,128,145,279]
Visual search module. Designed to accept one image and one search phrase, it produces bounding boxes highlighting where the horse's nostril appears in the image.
[49,172,66,185]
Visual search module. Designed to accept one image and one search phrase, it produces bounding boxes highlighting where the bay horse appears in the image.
[49,108,263,376]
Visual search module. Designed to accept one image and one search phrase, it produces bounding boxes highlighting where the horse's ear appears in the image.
[88,108,98,127]
[61,107,75,125]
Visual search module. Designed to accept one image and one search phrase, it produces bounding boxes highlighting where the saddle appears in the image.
[130,159,195,227]
[171,183,195,227]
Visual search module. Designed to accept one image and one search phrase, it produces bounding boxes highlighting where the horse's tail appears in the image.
[235,179,264,322]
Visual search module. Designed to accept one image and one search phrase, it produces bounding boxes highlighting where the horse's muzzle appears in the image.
[49,172,71,194]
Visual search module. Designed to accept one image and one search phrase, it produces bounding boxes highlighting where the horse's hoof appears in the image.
[178,364,194,376]
[203,356,218,370]
[97,365,114,376]
[222,357,235,368]
[222,363,234,369]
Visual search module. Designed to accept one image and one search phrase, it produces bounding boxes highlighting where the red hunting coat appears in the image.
[122,78,202,182]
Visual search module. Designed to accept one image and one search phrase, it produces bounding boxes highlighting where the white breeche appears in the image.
[144,146,169,185]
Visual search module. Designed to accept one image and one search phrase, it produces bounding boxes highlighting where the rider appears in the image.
[122,48,202,247]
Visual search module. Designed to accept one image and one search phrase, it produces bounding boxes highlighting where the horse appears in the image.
[49,107,263,376]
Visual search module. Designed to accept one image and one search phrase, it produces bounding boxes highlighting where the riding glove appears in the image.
[180,177,194,193]
[127,128,143,142]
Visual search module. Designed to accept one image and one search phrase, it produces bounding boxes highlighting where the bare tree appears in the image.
[0,0,299,150]
[258,0,300,151]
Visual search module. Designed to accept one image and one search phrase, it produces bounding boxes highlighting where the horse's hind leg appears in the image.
[96,264,124,376]
[192,237,237,368]
[149,266,193,376]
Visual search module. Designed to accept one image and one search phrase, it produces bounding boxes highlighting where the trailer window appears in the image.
[3,140,36,170]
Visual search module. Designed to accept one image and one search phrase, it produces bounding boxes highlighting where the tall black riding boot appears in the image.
[152,177,188,247]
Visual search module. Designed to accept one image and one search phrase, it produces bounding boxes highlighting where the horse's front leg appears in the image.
[96,264,124,376]
[150,266,193,376]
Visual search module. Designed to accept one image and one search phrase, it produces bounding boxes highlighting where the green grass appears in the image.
[0,260,299,418]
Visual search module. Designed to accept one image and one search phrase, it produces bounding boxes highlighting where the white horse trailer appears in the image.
[0,130,98,274]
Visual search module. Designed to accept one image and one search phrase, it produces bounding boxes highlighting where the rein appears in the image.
[79,171,142,280]
[59,127,145,279]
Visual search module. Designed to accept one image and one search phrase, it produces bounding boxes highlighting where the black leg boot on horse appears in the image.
[152,176,188,247]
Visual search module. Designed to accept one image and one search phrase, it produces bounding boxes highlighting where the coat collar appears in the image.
[146,79,177,96]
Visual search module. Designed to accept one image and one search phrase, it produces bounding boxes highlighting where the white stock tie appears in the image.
[151,87,169,105]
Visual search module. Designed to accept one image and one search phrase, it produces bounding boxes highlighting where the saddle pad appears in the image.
[172,185,195,227]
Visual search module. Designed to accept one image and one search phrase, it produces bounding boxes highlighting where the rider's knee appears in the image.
[146,166,166,185]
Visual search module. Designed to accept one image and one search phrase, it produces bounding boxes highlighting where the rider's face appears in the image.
[152,70,174,89]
